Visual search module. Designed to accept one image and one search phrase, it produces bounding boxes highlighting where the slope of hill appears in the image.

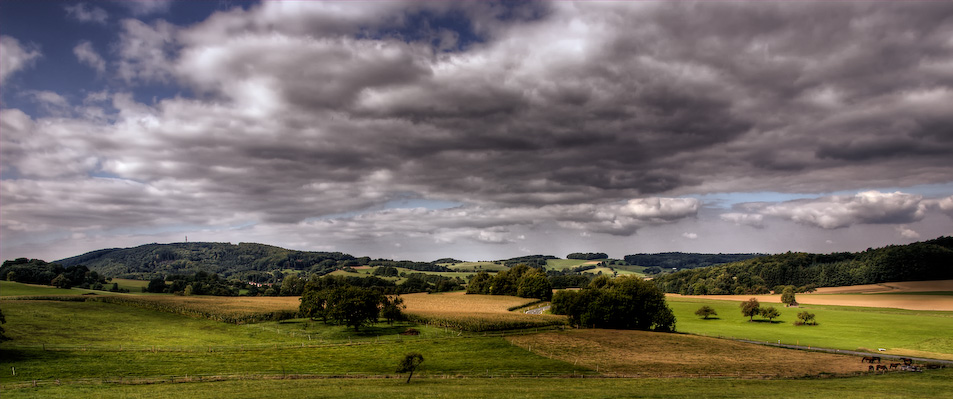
[53,242,451,280]
[653,236,953,295]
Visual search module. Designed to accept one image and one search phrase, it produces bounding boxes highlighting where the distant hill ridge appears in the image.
[54,242,449,280]
[652,236,953,295]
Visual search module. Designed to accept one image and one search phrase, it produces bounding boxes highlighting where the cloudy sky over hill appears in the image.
[2,1,952,262]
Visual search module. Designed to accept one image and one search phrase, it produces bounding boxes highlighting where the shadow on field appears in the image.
[749,320,785,324]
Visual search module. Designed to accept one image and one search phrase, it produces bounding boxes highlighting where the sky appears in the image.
[1,1,952,263]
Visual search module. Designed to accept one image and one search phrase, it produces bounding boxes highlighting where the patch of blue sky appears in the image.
[698,182,953,209]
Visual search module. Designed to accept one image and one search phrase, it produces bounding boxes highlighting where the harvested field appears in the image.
[401,291,538,313]
[812,280,953,294]
[507,329,868,378]
[401,292,566,331]
[669,280,953,311]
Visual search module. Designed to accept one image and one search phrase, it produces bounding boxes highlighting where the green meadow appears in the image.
[4,368,952,399]
[668,296,953,358]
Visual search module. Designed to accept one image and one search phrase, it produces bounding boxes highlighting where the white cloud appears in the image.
[682,232,698,239]
[896,225,921,239]
[759,191,927,229]
[121,0,173,16]
[64,3,108,24]
[720,212,764,228]
[0,36,41,83]
[73,41,106,74]
[116,19,177,84]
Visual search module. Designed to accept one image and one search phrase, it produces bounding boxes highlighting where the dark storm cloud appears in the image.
[3,1,953,260]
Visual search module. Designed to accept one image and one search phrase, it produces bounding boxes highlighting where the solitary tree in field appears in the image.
[760,306,780,322]
[694,305,717,319]
[397,352,424,383]
[797,311,817,325]
[781,286,797,306]
[740,298,760,321]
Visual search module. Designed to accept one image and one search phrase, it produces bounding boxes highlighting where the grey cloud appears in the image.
[758,191,927,229]
[720,213,764,228]
[65,3,108,24]
[4,2,953,261]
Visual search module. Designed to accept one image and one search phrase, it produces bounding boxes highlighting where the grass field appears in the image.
[1,280,97,296]
[0,298,588,387]
[4,369,953,399]
[667,296,953,359]
[3,282,953,397]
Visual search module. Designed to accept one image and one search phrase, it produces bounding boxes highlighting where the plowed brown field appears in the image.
[507,329,868,378]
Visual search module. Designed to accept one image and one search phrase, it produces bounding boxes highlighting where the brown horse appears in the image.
[900,357,913,365]
[876,364,888,372]
[868,365,875,371]
[889,363,901,369]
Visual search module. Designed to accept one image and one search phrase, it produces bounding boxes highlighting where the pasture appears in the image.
[667,296,953,360]
[2,282,952,397]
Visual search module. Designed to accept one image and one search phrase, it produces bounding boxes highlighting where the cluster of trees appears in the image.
[550,276,675,331]
[653,237,953,295]
[566,252,608,260]
[467,265,552,300]
[2,259,107,290]
[145,272,245,296]
[624,252,762,273]
[298,278,405,330]
[739,298,780,322]
[499,255,558,268]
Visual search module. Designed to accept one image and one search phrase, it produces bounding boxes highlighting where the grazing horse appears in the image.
[889,363,901,369]
[871,356,881,363]
[862,356,874,363]
[876,365,888,372]
[868,365,875,371]
[900,357,913,365]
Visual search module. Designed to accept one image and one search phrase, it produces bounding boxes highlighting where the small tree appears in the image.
[740,298,760,321]
[694,305,717,319]
[796,311,817,326]
[760,306,780,322]
[381,296,406,325]
[51,274,71,289]
[781,286,797,306]
[397,352,424,384]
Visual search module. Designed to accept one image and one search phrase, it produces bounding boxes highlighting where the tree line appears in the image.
[653,237,953,295]
[2,258,107,290]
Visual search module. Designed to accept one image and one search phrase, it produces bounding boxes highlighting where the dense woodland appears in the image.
[624,252,763,274]
[653,237,953,295]
[55,242,450,280]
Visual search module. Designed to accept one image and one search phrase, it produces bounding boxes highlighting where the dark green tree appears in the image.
[299,289,328,321]
[0,307,8,342]
[466,271,492,294]
[694,305,717,319]
[146,277,167,293]
[740,298,760,321]
[781,286,797,306]
[51,274,71,289]
[760,306,780,322]
[324,286,384,331]
[516,268,552,300]
[381,296,405,324]
[396,352,424,383]
[797,311,817,325]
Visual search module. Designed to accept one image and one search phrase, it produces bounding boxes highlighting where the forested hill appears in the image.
[54,242,450,280]
[653,236,953,295]
[623,252,763,271]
